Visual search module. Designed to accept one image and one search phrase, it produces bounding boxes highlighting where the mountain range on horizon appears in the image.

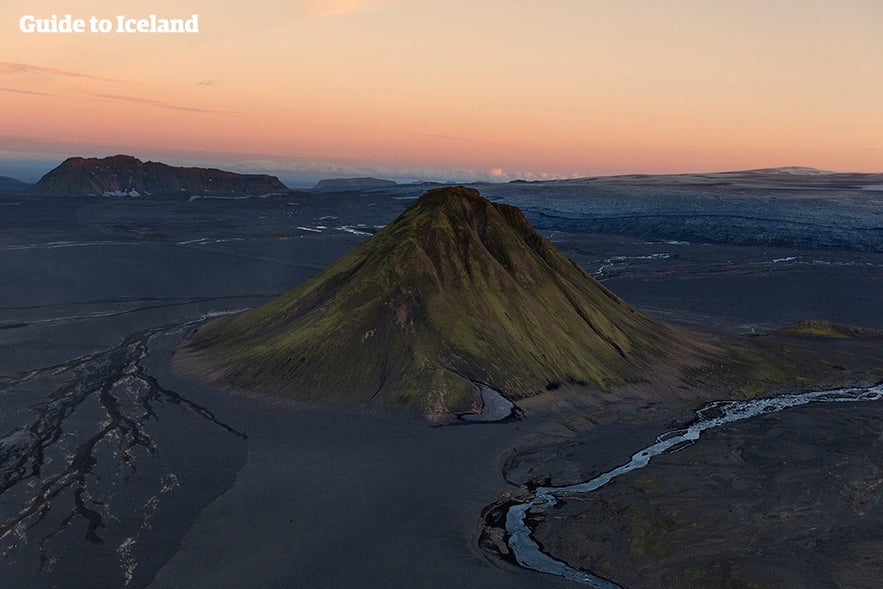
[507,166,883,187]
[4,154,883,197]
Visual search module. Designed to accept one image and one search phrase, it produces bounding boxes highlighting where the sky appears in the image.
[1,0,881,184]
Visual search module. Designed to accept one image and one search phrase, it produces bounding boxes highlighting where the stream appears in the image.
[0,312,247,587]
[505,383,883,587]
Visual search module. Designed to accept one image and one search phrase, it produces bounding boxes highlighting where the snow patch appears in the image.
[103,190,142,197]
[175,237,244,246]
[337,226,372,236]
[753,166,837,176]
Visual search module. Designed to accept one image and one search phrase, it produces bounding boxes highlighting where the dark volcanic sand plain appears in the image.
[529,402,883,589]
[0,192,578,589]
[0,180,881,588]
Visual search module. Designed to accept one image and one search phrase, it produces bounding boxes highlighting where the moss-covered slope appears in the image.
[182,187,673,418]
[778,320,883,340]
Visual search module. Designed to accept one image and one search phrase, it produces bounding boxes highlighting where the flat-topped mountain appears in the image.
[179,186,681,419]
[28,155,290,197]
[311,177,398,193]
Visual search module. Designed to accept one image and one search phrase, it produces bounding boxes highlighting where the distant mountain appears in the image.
[311,177,398,193]
[0,176,31,192]
[28,155,290,197]
[179,187,682,420]
[742,166,837,176]
[524,166,883,186]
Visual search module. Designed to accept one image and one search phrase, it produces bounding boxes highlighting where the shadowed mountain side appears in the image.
[177,187,705,419]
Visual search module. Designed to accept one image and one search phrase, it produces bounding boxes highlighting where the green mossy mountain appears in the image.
[181,187,673,419]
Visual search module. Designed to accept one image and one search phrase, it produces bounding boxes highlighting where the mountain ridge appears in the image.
[27,155,290,197]
[504,167,882,186]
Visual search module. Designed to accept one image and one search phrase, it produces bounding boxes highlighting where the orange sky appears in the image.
[2,0,881,182]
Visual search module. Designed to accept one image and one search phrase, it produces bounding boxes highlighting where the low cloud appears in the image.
[1,61,222,114]
[233,158,583,184]
[0,61,115,82]
[481,168,584,183]
[87,92,239,115]
[0,86,55,96]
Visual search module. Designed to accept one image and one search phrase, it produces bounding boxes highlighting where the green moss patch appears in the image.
[686,345,803,400]
[778,319,880,340]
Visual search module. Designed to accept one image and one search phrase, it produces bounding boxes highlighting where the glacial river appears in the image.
[505,383,883,587]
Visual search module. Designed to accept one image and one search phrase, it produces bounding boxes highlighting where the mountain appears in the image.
[742,166,837,176]
[311,177,398,192]
[179,186,678,419]
[0,176,31,192]
[28,155,290,197]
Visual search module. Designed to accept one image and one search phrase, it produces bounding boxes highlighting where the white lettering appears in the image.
[89,17,113,33]
[19,15,35,33]
[114,14,200,33]
[18,14,86,33]
[20,13,200,34]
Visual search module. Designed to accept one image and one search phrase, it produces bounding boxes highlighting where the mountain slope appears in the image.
[180,187,677,418]
[28,155,289,197]
[0,176,31,192]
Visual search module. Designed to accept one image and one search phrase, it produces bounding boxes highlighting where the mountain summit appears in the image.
[180,187,673,419]
[28,155,289,197]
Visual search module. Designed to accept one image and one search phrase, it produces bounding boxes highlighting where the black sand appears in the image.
[1,186,880,588]
[530,402,883,588]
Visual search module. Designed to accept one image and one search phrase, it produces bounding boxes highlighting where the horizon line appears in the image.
[1,151,881,186]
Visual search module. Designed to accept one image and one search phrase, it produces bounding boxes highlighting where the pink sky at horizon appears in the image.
[2,0,881,182]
